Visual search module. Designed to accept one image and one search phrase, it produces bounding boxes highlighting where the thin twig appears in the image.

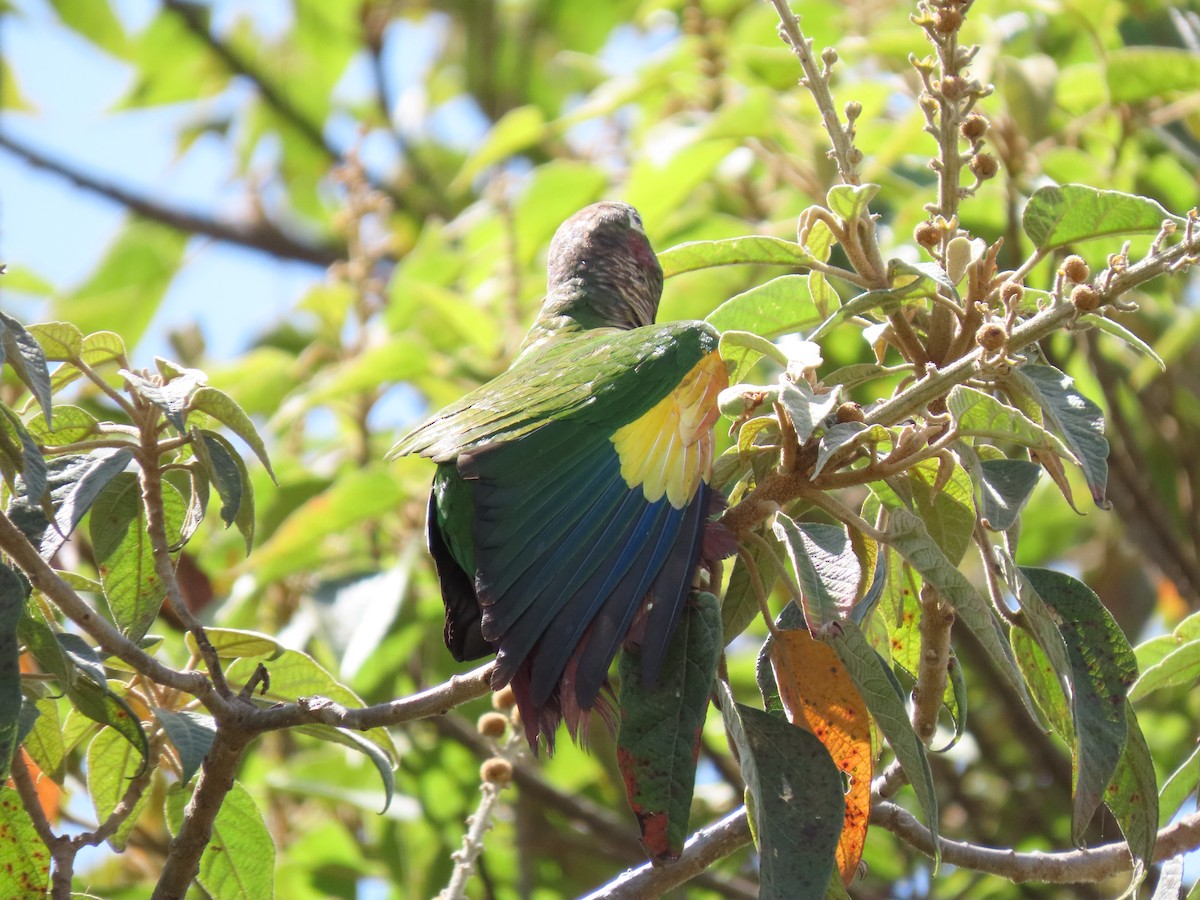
[768,1,860,184]
[0,131,339,266]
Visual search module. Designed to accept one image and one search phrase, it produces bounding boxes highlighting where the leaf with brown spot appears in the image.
[769,627,872,886]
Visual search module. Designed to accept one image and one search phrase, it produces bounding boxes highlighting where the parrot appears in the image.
[388,201,729,751]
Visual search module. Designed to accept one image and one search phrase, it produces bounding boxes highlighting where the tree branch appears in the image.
[0,130,340,266]
[580,808,753,900]
[151,728,250,900]
[873,801,1200,883]
[162,0,405,209]
[0,510,215,702]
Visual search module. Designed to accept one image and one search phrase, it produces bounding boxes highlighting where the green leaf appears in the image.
[154,708,216,786]
[887,509,1032,711]
[659,236,815,278]
[807,282,926,342]
[722,529,779,644]
[976,458,1041,532]
[827,620,940,865]
[7,449,134,560]
[0,406,47,503]
[771,516,859,630]
[189,386,276,482]
[0,566,23,783]
[814,422,888,479]
[452,105,546,190]
[1103,707,1157,898]
[1022,185,1177,250]
[872,459,975,565]
[246,464,406,582]
[48,330,128,395]
[947,385,1073,457]
[1019,567,1138,841]
[22,697,65,783]
[292,724,396,814]
[86,726,150,850]
[1010,365,1109,506]
[1158,742,1200,829]
[47,0,131,56]
[777,378,840,443]
[1130,637,1200,701]
[26,322,82,363]
[192,430,243,528]
[25,405,99,446]
[185,628,284,661]
[0,313,52,426]
[1078,314,1165,371]
[716,682,845,899]
[0,786,50,898]
[616,592,722,861]
[1106,46,1200,105]
[705,274,822,338]
[718,330,789,383]
[90,471,186,641]
[53,219,187,349]
[167,781,274,900]
[826,183,880,222]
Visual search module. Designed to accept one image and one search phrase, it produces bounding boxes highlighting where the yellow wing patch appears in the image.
[610,350,728,509]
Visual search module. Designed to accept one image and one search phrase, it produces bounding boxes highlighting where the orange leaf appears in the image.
[12,752,60,825]
[770,629,872,886]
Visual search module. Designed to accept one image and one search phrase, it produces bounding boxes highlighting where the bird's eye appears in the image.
[627,208,645,234]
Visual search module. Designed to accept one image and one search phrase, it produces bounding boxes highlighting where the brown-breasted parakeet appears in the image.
[389,201,728,750]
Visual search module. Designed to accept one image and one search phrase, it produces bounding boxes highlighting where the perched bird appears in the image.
[389,202,728,750]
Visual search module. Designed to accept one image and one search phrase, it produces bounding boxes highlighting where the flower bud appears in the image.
[1070,284,1101,311]
[969,152,999,180]
[478,712,509,739]
[481,758,514,786]
[1060,255,1090,284]
[836,402,865,423]
[975,323,1007,353]
[960,114,988,142]
[492,685,517,710]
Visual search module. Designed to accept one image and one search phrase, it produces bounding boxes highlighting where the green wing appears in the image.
[388,321,719,462]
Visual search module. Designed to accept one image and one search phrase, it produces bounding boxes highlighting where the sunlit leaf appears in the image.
[1022,185,1176,250]
[771,515,860,630]
[659,236,815,278]
[705,275,822,338]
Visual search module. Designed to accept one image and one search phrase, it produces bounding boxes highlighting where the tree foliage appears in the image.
[1,0,1200,898]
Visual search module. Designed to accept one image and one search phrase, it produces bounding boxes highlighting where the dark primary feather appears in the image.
[390,201,724,751]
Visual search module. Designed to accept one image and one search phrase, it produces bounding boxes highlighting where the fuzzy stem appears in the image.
[911,584,954,745]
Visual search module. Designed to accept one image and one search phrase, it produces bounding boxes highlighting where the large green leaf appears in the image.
[659,236,815,278]
[1103,706,1157,898]
[53,219,187,349]
[1105,47,1200,105]
[771,516,859,630]
[1019,567,1139,841]
[616,592,722,861]
[716,682,845,899]
[86,726,150,851]
[0,786,50,898]
[166,780,275,900]
[705,274,822,337]
[154,708,216,786]
[947,386,1072,458]
[1022,185,1176,251]
[0,566,23,784]
[1008,365,1109,506]
[90,472,187,641]
[7,449,134,560]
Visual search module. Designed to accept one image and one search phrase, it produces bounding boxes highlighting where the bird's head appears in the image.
[526,202,664,345]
